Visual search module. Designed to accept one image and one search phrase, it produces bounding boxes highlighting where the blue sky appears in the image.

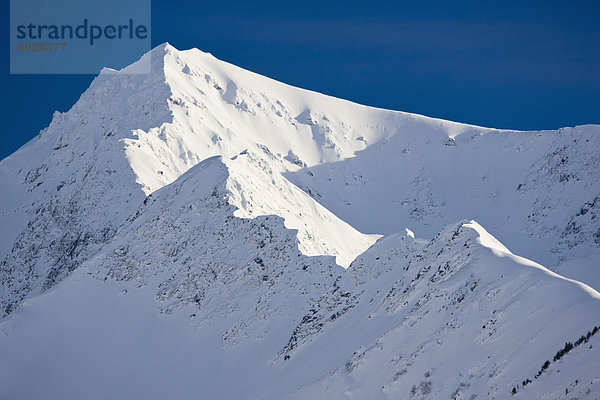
[2,0,599,159]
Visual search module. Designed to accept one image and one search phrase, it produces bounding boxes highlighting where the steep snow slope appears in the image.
[224,150,378,267]
[290,221,600,399]
[0,43,380,316]
[287,124,600,269]
[2,43,598,317]
[1,42,599,399]
[0,49,170,316]
[0,157,350,400]
[1,156,598,400]
[141,42,600,269]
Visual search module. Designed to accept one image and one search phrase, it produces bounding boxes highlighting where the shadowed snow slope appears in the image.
[1,156,599,400]
[0,43,599,399]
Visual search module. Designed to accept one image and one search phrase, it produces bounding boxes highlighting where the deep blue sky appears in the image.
[2,0,599,160]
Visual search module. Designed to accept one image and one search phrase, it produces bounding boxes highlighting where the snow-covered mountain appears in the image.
[1,43,599,399]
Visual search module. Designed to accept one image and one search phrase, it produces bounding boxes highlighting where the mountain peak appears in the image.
[1,40,600,400]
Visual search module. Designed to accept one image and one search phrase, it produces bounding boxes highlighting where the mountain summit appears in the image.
[1,44,599,399]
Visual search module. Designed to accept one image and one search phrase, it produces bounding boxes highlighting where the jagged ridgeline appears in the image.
[0,43,599,400]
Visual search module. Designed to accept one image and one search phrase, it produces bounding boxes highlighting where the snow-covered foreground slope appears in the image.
[1,157,599,400]
[1,43,599,399]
